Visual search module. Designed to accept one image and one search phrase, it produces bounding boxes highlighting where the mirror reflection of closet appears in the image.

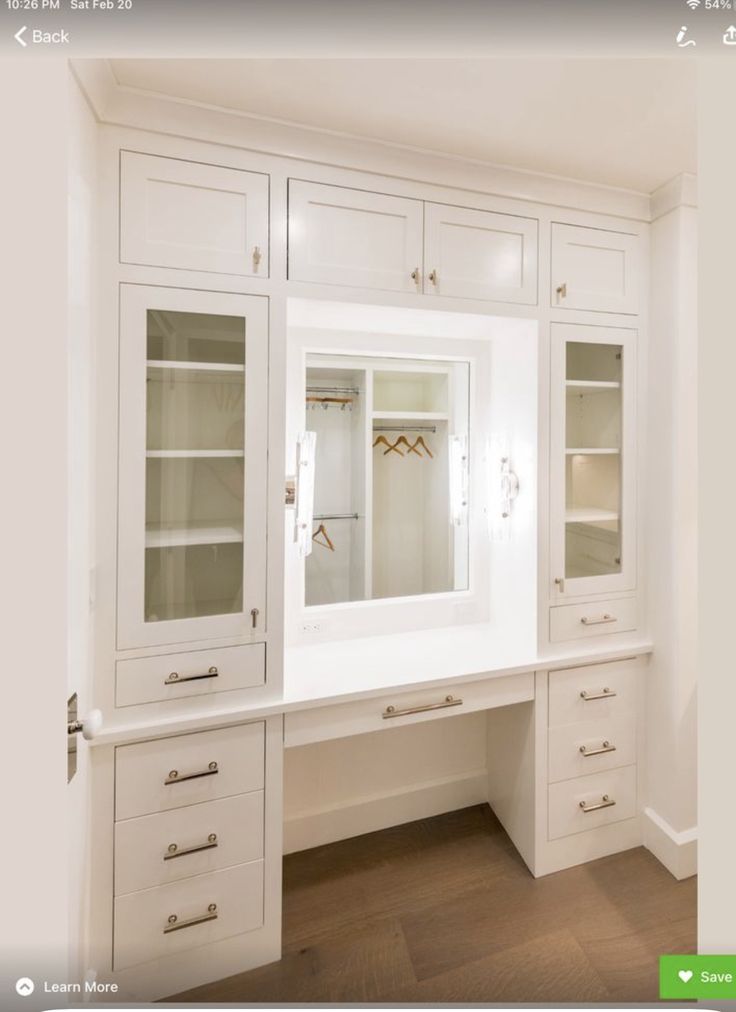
[305,353,470,607]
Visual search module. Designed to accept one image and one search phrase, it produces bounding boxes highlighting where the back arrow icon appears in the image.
[15,26,27,47]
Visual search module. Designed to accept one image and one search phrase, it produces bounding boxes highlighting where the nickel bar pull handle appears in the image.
[164,834,218,861]
[383,694,463,719]
[164,761,218,785]
[579,740,616,758]
[579,794,616,814]
[581,614,616,626]
[164,903,218,934]
[164,666,218,686]
[580,687,617,701]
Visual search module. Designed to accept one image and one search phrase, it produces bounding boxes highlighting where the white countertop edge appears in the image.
[91,638,653,748]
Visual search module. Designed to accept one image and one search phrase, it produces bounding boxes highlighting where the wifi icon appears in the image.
[686,0,701,8]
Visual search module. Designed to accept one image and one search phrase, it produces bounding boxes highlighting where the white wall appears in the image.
[644,187,697,878]
[67,68,100,982]
[0,61,72,1012]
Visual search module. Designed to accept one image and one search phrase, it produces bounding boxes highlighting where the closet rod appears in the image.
[373,425,437,433]
[314,512,360,521]
[306,386,361,395]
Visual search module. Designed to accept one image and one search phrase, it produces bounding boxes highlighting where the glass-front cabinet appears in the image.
[117,285,268,649]
[550,324,636,598]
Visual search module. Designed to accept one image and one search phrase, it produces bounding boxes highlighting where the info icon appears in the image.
[15,978,34,997]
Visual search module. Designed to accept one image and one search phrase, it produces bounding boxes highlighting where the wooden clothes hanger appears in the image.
[373,434,403,456]
[411,435,434,458]
[390,435,422,456]
[312,523,335,551]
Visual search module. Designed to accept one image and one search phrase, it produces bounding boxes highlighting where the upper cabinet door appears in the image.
[551,223,639,314]
[117,285,268,651]
[288,180,423,293]
[424,203,538,304]
[121,152,269,277]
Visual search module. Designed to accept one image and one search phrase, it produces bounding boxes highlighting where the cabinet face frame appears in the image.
[120,151,270,278]
[550,323,637,600]
[117,284,268,650]
[287,179,424,293]
[550,222,639,315]
[424,202,538,305]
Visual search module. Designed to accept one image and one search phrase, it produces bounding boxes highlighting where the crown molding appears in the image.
[650,173,698,222]
[70,58,688,222]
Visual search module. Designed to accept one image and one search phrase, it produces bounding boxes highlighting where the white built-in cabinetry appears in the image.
[550,222,639,314]
[117,284,269,653]
[89,123,651,1001]
[288,179,538,304]
[121,151,269,277]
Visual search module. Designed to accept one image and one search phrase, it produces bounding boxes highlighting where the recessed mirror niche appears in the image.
[304,354,470,607]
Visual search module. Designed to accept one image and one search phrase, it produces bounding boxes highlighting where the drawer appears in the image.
[550,597,636,643]
[548,659,637,728]
[548,716,635,783]
[120,151,269,277]
[114,792,264,896]
[285,672,534,747]
[548,764,637,840]
[115,723,264,821]
[113,860,264,971]
[116,643,265,707]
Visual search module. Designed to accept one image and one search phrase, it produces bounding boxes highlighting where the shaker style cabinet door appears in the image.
[549,323,637,600]
[424,203,538,304]
[288,180,423,293]
[120,152,269,277]
[117,285,268,650]
[551,223,639,314]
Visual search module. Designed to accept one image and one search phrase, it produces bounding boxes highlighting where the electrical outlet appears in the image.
[300,620,322,634]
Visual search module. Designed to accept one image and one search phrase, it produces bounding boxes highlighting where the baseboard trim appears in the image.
[642,806,697,880]
[284,771,488,854]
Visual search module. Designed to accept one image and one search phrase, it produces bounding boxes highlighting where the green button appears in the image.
[661,955,736,998]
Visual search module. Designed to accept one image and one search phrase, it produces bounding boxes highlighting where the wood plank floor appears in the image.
[170,805,696,1004]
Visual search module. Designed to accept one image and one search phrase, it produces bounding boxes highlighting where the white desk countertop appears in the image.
[93,624,653,746]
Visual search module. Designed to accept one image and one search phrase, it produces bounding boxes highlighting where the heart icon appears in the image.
[678,970,693,983]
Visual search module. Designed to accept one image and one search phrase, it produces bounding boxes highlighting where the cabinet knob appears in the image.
[410,267,421,286]
[428,269,438,286]
[554,577,565,593]
[556,282,567,299]
[251,607,260,629]
[252,246,262,271]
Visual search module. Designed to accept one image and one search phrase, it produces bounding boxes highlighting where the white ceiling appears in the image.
[110,59,696,193]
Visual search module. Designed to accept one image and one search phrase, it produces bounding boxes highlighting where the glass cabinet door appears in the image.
[550,324,636,598]
[118,286,268,649]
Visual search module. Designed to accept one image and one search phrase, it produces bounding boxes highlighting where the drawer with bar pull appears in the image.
[113,860,264,971]
[114,792,264,896]
[115,723,265,821]
[116,643,265,708]
[549,596,637,643]
[548,658,637,728]
[284,671,534,747]
[547,716,635,783]
[548,764,636,840]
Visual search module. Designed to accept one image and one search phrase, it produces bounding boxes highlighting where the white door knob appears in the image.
[67,708,103,742]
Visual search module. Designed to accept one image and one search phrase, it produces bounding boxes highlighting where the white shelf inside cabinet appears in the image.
[147,360,245,373]
[372,411,449,421]
[145,521,244,549]
[145,450,244,458]
[565,448,620,455]
[565,508,619,524]
[565,380,621,394]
